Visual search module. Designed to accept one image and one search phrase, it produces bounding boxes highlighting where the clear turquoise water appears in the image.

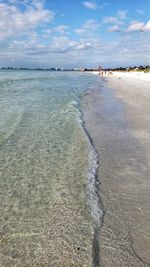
[0,70,101,266]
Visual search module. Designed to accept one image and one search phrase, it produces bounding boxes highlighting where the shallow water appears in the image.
[0,70,102,266]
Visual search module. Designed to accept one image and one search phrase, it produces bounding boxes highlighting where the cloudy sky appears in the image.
[0,0,150,68]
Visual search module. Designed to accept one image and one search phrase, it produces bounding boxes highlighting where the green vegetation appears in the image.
[107,65,150,72]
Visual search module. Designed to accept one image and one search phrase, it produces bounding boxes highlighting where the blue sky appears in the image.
[0,0,150,68]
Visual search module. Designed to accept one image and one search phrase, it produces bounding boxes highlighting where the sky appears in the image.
[0,0,150,68]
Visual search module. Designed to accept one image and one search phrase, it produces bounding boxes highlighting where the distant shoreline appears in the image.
[0,67,80,72]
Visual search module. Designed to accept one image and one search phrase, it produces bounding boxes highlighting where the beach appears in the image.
[83,72,150,266]
[1,0,150,265]
[0,70,150,266]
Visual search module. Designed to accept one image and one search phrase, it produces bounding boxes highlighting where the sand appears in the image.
[82,72,150,266]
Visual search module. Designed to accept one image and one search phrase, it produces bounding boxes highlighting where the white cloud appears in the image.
[1,31,150,68]
[0,1,54,40]
[75,43,92,50]
[82,1,98,10]
[142,20,150,31]
[126,20,150,32]
[102,10,127,26]
[5,34,93,58]
[117,10,127,20]
[44,25,69,37]
[103,10,149,34]
[75,29,86,35]
[126,21,145,32]
[75,20,100,35]
[53,25,69,34]
[107,25,120,32]
[103,16,118,24]
[50,37,76,53]
[136,9,144,15]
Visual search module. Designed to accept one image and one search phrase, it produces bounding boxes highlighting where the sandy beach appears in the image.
[83,72,150,266]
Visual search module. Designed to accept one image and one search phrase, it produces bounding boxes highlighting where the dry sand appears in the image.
[83,72,150,266]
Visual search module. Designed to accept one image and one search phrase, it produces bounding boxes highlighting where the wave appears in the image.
[67,97,103,225]
[67,94,104,266]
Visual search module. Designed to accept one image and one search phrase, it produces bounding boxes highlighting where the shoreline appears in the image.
[76,96,104,266]
[82,74,150,266]
[80,106,104,267]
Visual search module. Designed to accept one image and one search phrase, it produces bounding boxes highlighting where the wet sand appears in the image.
[82,76,150,266]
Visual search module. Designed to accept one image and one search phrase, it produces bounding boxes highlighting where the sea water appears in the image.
[0,70,101,266]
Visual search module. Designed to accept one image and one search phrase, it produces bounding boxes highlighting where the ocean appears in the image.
[0,70,102,266]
